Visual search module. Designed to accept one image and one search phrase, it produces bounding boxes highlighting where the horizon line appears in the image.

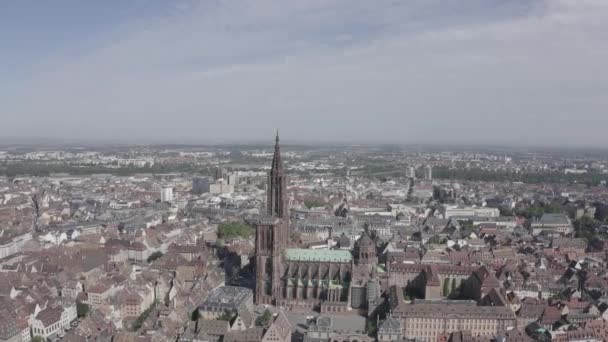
[1,137,607,153]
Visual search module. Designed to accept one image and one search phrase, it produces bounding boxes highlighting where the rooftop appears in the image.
[36,307,64,327]
[538,213,570,225]
[284,248,352,263]
[0,311,20,340]
[200,286,253,310]
[393,300,516,320]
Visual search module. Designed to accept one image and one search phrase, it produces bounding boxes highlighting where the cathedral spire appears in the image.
[271,130,282,173]
[268,133,287,219]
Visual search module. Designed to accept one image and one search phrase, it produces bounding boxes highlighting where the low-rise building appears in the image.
[199,287,254,320]
[392,300,516,342]
[119,286,156,319]
[531,213,573,236]
[0,232,33,259]
[87,282,117,306]
[210,180,235,195]
[32,307,64,340]
[378,317,403,342]
[445,206,500,219]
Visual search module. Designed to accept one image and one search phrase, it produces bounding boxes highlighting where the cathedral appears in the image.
[254,134,377,313]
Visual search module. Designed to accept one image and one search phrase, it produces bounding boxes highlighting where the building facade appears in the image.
[32,307,64,340]
[392,301,516,342]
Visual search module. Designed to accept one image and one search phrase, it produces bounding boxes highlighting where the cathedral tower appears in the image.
[255,132,288,305]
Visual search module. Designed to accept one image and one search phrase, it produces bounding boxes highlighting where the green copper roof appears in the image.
[284,248,352,263]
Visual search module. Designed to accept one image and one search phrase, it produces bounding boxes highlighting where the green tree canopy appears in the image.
[77,302,90,318]
[427,235,447,245]
[443,278,450,296]
[255,309,273,327]
[574,216,603,241]
[147,251,163,263]
[132,302,156,331]
[217,222,253,239]
[304,199,326,209]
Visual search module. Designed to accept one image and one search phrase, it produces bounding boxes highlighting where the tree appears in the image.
[430,166,606,186]
[433,186,449,204]
[255,309,272,327]
[449,279,465,299]
[498,206,513,217]
[574,216,603,241]
[443,278,450,296]
[132,302,157,331]
[460,220,476,236]
[595,203,608,222]
[427,235,445,245]
[304,199,326,209]
[77,302,90,318]
[217,222,254,239]
[366,320,378,335]
[513,200,564,221]
[147,251,163,263]
[32,337,45,342]
[191,309,199,321]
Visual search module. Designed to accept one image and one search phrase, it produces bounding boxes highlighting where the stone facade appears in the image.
[391,300,516,342]
[254,134,377,310]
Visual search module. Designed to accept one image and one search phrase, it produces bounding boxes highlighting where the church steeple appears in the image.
[267,131,287,219]
[271,130,281,172]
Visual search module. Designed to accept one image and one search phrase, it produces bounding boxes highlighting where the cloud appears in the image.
[3,0,608,146]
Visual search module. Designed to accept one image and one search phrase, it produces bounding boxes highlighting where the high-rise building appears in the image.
[425,165,433,180]
[161,186,173,203]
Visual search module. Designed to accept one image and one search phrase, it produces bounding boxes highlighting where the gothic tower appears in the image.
[255,132,288,305]
[353,231,378,281]
[267,132,288,219]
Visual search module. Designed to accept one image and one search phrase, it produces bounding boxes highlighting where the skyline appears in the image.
[2,0,608,147]
[3,135,608,155]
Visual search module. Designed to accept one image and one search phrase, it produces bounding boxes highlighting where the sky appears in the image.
[1,0,607,147]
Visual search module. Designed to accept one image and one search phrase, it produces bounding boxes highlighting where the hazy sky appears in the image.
[1,0,607,146]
